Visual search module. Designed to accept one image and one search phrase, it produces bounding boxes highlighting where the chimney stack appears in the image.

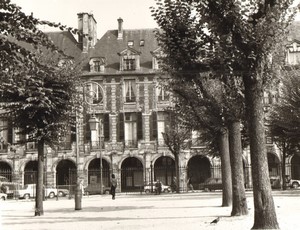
[117,18,123,40]
[78,13,97,53]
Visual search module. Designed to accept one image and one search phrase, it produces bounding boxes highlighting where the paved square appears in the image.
[1,191,299,230]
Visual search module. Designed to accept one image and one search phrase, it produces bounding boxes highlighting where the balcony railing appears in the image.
[124,140,138,148]
[90,141,105,150]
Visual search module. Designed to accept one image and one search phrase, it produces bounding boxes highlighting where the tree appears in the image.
[169,77,233,206]
[151,0,248,214]
[161,110,191,193]
[0,0,81,216]
[151,0,299,228]
[269,69,300,190]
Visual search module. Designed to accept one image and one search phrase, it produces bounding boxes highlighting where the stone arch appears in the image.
[0,161,13,181]
[87,157,111,187]
[120,156,144,192]
[153,156,175,186]
[24,160,38,184]
[187,155,211,190]
[56,159,76,186]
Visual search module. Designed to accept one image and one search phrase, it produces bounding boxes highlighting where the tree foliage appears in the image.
[151,0,299,228]
[0,0,82,216]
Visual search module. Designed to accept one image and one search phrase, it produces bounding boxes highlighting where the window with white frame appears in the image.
[156,84,169,101]
[124,113,137,146]
[157,112,166,143]
[124,79,136,103]
[123,56,136,70]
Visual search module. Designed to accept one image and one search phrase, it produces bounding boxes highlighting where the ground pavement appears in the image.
[0,190,300,230]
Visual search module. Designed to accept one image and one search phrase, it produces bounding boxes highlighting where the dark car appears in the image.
[199,178,223,191]
[84,184,111,195]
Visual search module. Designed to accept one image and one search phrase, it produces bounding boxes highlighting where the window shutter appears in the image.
[71,121,76,143]
[84,114,91,143]
[103,113,110,141]
[7,120,13,144]
[137,112,143,140]
[118,113,124,141]
[151,112,157,141]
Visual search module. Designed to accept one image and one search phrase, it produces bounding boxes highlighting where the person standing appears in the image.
[110,174,117,200]
[187,177,194,192]
[155,180,162,195]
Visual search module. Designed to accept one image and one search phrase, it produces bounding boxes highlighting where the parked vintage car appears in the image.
[144,182,171,193]
[0,192,7,200]
[288,179,300,188]
[84,184,111,195]
[57,188,70,197]
[16,184,58,199]
[0,176,22,199]
[199,178,223,191]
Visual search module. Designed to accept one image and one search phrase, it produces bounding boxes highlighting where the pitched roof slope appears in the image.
[89,29,159,73]
[46,31,83,60]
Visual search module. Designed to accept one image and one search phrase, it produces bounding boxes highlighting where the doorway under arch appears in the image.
[121,157,143,192]
[187,155,211,190]
[24,161,38,184]
[291,154,300,180]
[154,156,175,186]
[88,158,110,187]
[0,161,12,181]
[56,160,76,186]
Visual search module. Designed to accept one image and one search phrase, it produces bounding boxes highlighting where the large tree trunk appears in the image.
[228,120,248,216]
[218,129,232,207]
[35,139,44,216]
[244,76,279,229]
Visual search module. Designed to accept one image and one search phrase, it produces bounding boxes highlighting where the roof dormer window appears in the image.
[140,40,145,47]
[89,57,106,73]
[118,47,141,71]
[128,41,134,47]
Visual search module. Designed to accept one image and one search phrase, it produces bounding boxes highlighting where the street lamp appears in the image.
[88,115,103,195]
[75,111,82,210]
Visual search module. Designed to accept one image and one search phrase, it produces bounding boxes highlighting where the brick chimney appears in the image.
[117,17,123,40]
[78,13,97,53]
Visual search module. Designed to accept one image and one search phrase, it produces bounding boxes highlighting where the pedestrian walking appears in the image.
[110,174,117,200]
[187,177,194,192]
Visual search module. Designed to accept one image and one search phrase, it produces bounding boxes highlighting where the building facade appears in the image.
[0,13,299,192]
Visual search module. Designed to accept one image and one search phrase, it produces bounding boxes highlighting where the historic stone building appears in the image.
[0,13,299,193]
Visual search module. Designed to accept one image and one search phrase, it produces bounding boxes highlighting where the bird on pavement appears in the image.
[210,217,220,224]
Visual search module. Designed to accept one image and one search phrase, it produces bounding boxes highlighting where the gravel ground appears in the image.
[0,190,299,230]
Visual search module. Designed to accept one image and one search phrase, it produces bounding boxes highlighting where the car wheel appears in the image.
[0,196,5,201]
[292,182,299,188]
[58,191,64,197]
[163,189,169,193]
[145,189,150,194]
[48,192,55,199]
[24,194,30,199]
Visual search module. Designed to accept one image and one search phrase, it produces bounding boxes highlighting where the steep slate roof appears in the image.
[89,29,159,73]
[46,31,84,62]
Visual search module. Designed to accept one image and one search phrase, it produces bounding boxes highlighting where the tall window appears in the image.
[124,79,136,103]
[125,113,137,147]
[157,112,166,145]
[157,84,169,101]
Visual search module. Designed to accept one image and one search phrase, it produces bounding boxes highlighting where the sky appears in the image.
[11,0,158,39]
